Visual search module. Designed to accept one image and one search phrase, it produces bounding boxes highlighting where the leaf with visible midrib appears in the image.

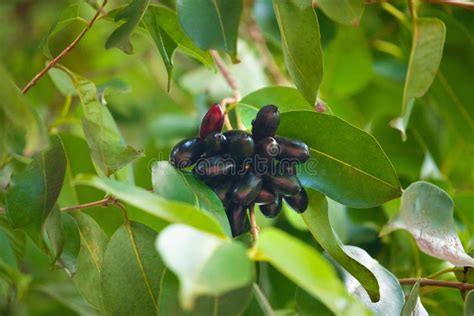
[301,189,380,302]
[101,221,164,315]
[316,0,365,25]
[273,0,323,106]
[278,111,401,208]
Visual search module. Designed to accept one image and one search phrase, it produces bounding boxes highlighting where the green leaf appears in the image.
[316,0,365,25]
[6,136,66,246]
[301,189,380,302]
[252,283,275,316]
[152,161,231,236]
[105,0,150,54]
[465,291,474,316]
[400,279,420,316]
[273,0,323,105]
[101,221,164,315]
[0,215,25,267]
[320,26,372,98]
[278,111,401,208]
[0,259,32,300]
[0,64,48,155]
[157,224,254,309]
[381,181,474,266]
[143,6,177,89]
[391,18,446,140]
[75,174,227,237]
[177,0,243,59]
[63,69,142,176]
[295,287,333,316]
[336,246,404,314]
[72,212,109,310]
[254,228,369,315]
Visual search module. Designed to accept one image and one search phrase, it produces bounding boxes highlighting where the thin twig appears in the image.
[426,0,474,10]
[425,267,464,279]
[61,195,118,212]
[0,207,4,214]
[21,0,108,94]
[249,204,260,243]
[399,278,474,291]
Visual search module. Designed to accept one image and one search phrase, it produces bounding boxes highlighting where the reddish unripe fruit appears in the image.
[284,188,308,213]
[200,104,225,139]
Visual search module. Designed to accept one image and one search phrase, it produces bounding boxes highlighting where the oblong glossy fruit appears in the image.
[252,105,280,140]
[232,171,263,205]
[170,137,204,169]
[193,156,235,177]
[213,180,234,206]
[200,104,225,139]
[254,188,276,205]
[204,132,228,155]
[284,187,308,213]
[260,195,282,218]
[264,173,302,196]
[256,137,280,161]
[275,136,310,163]
[277,161,298,176]
[224,130,255,160]
[226,203,248,237]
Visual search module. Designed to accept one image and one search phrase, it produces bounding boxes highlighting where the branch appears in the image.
[248,204,260,243]
[60,195,118,212]
[426,0,474,10]
[21,0,108,94]
[399,278,474,291]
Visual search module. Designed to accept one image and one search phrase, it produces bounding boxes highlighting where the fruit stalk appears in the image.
[248,203,260,243]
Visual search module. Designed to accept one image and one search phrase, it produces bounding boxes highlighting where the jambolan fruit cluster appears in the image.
[170,104,310,236]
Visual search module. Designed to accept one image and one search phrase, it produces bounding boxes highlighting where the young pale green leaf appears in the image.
[105,0,150,53]
[255,228,370,315]
[75,174,227,237]
[337,246,404,315]
[381,181,474,266]
[6,136,66,246]
[101,221,164,315]
[301,189,380,302]
[152,161,231,236]
[159,268,253,315]
[157,224,254,310]
[72,212,109,311]
[278,111,401,208]
[273,0,323,106]
[176,0,243,59]
[64,70,142,176]
[0,64,48,155]
[316,0,365,25]
[320,26,372,98]
[391,18,445,140]
[400,279,420,316]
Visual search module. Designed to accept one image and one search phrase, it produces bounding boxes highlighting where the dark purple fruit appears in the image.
[264,173,302,196]
[254,188,276,205]
[204,132,227,155]
[275,136,310,163]
[226,203,248,237]
[170,137,204,169]
[200,104,225,139]
[277,161,298,176]
[284,188,308,213]
[260,195,282,218]
[232,171,263,205]
[213,180,234,206]
[256,137,280,161]
[193,156,235,177]
[252,105,280,140]
[224,130,255,160]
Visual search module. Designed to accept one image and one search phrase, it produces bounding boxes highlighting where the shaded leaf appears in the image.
[381,181,474,266]
[157,224,253,309]
[152,161,231,236]
[0,215,25,267]
[278,111,401,208]
[75,174,227,237]
[254,228,369,315]
[101,221,163,315]
[177,0,243,59]
[391,18,445,140]
[6,136,66,246]
[295,287,333,316]
[401,280,420,316]
[316,0,364,25]
[0,259,32,300]
[273,0,323,105]
[105,0,150,54]
[465,290,474,316]
[301,189,380,302]
[253,283,275,316]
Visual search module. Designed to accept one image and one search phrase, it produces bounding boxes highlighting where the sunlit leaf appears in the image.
[157,224,253,309]
[316,0,365,25]
[381,181,474,266]
[273,0,323,106]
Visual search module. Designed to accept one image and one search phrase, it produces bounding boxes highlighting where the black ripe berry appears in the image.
[170,104,309,237]
[170,137,204,169]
